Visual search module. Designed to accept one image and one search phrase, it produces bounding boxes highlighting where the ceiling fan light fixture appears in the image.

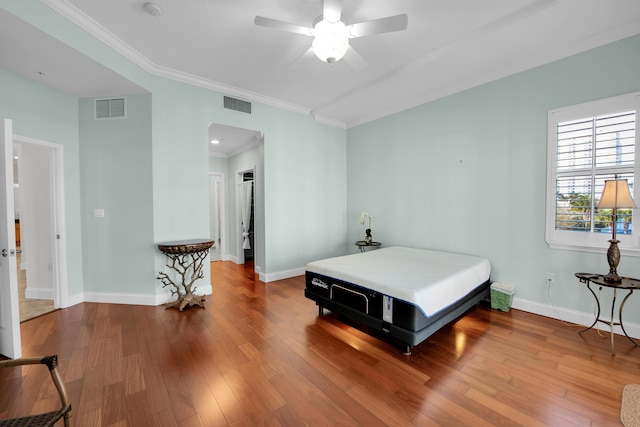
[312,19,348,63]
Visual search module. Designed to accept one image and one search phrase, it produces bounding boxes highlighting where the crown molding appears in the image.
[40,0,346,127]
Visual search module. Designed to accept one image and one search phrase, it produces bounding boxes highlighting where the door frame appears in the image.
[209,172,226,261]
[14,134,68,309]
[236,166,255,265]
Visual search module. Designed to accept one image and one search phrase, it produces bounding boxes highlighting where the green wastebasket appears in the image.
[490,282,516,312]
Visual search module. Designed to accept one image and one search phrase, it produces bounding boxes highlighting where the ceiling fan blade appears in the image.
[322,0,342,23]
[288,47,316,69]
[346,14,408,38]
[342,46,367,72]
[254,16,313,36]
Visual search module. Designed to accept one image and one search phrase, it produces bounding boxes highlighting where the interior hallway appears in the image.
[17,251,55,322]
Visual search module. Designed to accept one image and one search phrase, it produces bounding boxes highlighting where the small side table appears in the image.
[157,239,215,311]
[575,272,640,355]
[355,241,381,253]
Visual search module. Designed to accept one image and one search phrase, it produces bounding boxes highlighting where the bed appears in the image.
[304,246,491,354]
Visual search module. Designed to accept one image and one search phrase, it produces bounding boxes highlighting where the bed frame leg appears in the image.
[404,345,412,356]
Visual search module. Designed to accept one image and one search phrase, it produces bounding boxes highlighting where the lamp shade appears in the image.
[312,19,349,63]
[597,179,637,209]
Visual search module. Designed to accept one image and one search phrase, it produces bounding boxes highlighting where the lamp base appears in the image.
[605,238,622,283]
[603,273,622,283]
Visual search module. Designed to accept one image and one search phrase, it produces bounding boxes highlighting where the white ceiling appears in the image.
[2,0,640,154]
[207,123,262,158]
[0,7,146,98]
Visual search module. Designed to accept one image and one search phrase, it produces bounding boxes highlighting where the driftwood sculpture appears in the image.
[157,240,214,311]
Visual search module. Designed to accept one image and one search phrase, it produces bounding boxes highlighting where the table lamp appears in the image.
[597,178,636,283]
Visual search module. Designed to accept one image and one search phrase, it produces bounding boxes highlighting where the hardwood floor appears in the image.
[17,251,56,322]
[2,260,640,426]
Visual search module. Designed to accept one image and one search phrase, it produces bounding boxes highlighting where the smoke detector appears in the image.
[144,3,163,17]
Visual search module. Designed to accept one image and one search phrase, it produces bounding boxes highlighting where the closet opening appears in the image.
[239,170,254,263]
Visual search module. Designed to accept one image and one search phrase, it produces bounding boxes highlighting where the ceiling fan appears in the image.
[254,0,408,66]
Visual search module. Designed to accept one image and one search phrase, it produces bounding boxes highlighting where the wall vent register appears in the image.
[95,97,126,119]
[223,96,252,114]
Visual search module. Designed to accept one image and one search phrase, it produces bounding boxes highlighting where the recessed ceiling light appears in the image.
[210,139,220,144]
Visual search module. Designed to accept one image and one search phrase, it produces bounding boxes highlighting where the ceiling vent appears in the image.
[95,97,126,119]
[223,96,251,114]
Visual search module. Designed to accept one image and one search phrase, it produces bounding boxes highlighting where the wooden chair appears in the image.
[0,355,72,427]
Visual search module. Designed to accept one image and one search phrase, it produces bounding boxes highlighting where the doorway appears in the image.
[238,169,254,264]
[208,122,264,272]
[13,136,67,322]
[209,173,225,261]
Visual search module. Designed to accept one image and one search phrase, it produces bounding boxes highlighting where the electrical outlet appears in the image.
[546,272,555,285]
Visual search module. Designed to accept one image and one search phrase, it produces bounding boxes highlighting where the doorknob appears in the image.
[1,249,7,257]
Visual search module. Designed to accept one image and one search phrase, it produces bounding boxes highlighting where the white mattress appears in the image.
[305,246,491,316]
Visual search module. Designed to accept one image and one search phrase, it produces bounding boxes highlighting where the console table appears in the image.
[157,239,214,311]
[355,241,381,253]
[575,272,640,355]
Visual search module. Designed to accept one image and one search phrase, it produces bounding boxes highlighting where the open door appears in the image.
[0,118,20,358]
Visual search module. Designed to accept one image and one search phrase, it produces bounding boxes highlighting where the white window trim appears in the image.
[546,91,640,255]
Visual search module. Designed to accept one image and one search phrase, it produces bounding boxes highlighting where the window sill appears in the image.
[547,241,640,257]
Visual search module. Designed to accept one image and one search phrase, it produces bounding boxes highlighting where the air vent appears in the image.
[95,97,126,119]
[223,96,251,114]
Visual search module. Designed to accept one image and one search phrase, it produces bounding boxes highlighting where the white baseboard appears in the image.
[25,287,53,300]
[80,285,213,307]
[82,292,159,306]
[57,270,640,342]
[512,295,640,340]
[259,266,640,340]
[65,293,84,308]
[261,267,305,283]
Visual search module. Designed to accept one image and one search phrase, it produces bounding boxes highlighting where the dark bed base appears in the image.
[305,272,490,355]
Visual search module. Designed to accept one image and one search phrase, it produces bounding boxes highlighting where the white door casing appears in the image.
[0,118,20,359]
[209,173,225,261]
[236,167,255,265]
[14,135,69,310]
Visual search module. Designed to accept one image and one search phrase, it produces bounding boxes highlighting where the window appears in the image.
[546,92,640,254]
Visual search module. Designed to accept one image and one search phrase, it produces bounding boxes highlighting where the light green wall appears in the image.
[7,0,639,328]
[0,1,348,301]
[79,94,154,295]
[209,156,229,177]
[262,118,347,271]
[148,79,347,280]
[347,34,640,322]
[0,68,84,297]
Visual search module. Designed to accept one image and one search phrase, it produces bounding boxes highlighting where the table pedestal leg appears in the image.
[619,289,638,347]
[580,285,638,355]
[610,289,617,355]
[576,273,640,356]
[578,283,600,333]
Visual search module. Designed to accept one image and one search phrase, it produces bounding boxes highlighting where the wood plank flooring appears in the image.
[2,260,640,426]
[17,251,56,322]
